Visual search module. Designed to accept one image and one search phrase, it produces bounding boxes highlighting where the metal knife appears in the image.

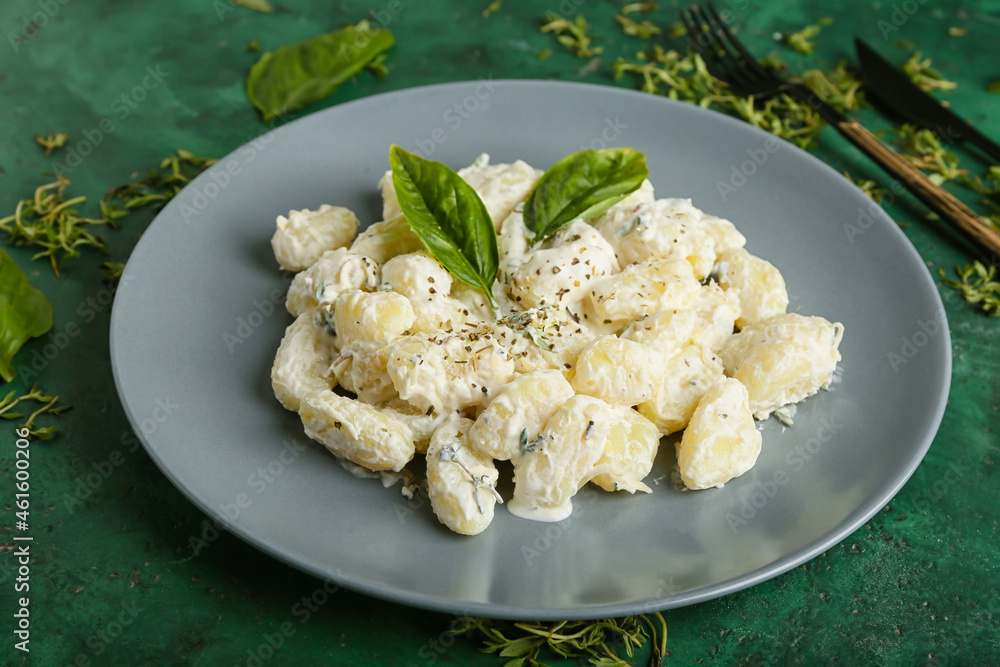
[855,37,1000,164]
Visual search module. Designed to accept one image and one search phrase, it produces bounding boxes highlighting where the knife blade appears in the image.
[855,37,1000,163]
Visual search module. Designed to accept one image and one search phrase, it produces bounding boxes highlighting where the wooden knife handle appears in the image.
[834,118,1000,258]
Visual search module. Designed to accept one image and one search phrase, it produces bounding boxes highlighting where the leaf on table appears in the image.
[246,21,394,121]
[389,145,499,310]
[0,249,54,383]
[523,147,648,245]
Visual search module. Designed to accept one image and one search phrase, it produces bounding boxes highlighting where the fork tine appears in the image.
[703,2,768,79]
[684,5,753,90]
[680,7,735,83]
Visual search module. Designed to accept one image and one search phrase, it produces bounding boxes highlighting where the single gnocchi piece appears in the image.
[720,313,844,420]
[426,416,502,536]
[700,213,746,256]
[676,377,761,489]
[458,157,543,228]
[714,247,788,329]
[595,198,718,279]
[570,335,658,407]
[507,220,619,310]
[590,407,660,494]
[382,251,474,332]
[386,329,516,413]
[587,256,700,329]
[286,248,379,317]
[298,389,415,472]
[333,289,415,354]
[271,309,337,411]
[350,216,424,265]
[507,394,613,522]
[468,369,576,461]
[271,205,359,271]
[638,343,725,435]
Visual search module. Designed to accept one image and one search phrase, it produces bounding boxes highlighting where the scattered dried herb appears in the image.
[482,0,502,18]
[843,172,887,204]
[943,261,1000,316]
[0,384,69,439]
[34,133,68,156]
[104,150,218,214]
[616,2,661,40]
[452,614,667,667]
[0,178,108,275]
[100,261,126,285]
[778,24,821,55]
[541,14,603,58]
[902,51,957,92]
[893,124,966,184]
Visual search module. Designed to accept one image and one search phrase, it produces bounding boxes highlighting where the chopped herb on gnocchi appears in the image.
[269,148,844,535]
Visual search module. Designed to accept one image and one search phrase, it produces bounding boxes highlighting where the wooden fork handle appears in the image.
[833,118,1000,258]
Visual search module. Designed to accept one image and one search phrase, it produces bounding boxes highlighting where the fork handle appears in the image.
[790,83,1000,258]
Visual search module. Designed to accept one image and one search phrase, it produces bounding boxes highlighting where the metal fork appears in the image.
[680,2,1000,258]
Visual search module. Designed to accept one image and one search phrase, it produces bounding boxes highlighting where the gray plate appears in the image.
[110,80,951,620]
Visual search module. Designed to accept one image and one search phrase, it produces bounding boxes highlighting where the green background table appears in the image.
[2,0,998,664]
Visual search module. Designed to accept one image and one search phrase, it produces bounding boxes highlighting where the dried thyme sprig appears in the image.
[777,24,821,55]
[0,384,70,440]
[893,124,967,184]
[453,614,667,667]
[103,149,218,215]
[902,51,958,93]
[616,2,661,40]
[942,261,1000,316]
[0,179,109,275]
[541,14,603,58]
[34,133,68,156]
[612,47,862,149]
[1,150,217,275]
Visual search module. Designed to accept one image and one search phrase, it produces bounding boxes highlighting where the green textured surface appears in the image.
[1,0,999,665]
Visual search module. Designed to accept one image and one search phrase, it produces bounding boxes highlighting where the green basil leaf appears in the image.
[0,249,54,383]
[523,148,649,245]
[389,145,499,310]
[246,21,394,121]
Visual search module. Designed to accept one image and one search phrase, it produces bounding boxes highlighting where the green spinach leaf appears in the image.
[523,148,648,245]
[247,21,394,121]
[389,145,499,310]
[0,249,54,383]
